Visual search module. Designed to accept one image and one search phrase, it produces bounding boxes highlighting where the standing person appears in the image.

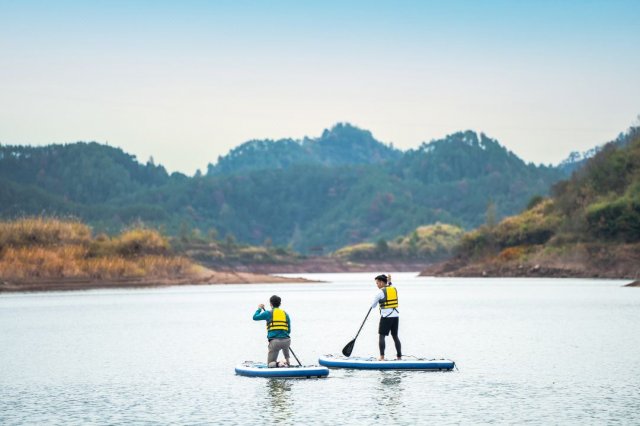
[371,274,402,360]
[253,295,291,368]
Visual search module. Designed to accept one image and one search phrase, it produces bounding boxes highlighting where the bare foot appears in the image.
[396,357,402,360]
[378,356,385,361]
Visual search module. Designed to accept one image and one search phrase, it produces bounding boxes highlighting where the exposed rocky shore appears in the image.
[420,243,640,281]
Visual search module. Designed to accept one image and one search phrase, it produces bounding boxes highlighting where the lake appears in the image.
[1,273,639,424]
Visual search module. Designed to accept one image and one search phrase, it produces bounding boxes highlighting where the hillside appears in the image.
[139,130,563,251]
[422,126,640,278]
[0,142,171,204]
[557,129,634,175]
[0,124,566,252]
[393,131,563,226]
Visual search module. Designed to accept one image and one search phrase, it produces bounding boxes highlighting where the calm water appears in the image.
[1,273,639,425]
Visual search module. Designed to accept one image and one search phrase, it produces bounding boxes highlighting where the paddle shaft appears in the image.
[289,347,303,366]
[342,307,373,356]
[353,307,372,341]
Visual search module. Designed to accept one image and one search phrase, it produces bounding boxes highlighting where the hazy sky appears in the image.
[1,0,639,174]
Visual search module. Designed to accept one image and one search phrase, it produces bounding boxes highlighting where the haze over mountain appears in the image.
[0,123,585,251]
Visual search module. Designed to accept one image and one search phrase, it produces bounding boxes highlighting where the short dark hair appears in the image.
[375,274,388,284]
[270,295,282,307]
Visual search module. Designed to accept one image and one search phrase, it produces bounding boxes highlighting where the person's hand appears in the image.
[258,303,265,310]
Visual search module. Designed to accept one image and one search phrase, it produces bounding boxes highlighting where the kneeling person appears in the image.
[253,295,291,368]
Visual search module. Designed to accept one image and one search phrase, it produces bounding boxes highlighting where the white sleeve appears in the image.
[371,290,384,309]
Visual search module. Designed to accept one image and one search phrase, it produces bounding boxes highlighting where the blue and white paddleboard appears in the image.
[235,361,330,378]
[318,355,455,370]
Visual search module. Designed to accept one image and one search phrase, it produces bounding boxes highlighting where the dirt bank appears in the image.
[198,257,428,274]
[420,243,640,280]
[0,267,314,293]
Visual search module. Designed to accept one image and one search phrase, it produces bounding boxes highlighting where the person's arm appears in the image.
[253,305,270,321]
[371,291,384,309]
[286,313,291,334]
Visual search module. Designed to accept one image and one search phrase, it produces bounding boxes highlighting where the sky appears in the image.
[1,0,639,174]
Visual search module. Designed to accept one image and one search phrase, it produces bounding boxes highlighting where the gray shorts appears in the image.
[267,338,291,367]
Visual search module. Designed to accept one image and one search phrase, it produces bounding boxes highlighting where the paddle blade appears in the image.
[342,339,355,357]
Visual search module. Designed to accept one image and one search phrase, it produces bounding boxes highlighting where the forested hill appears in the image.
[400,131,533,181]
[207,123,401,175]
[1,124,569,251]
[557,130,635,175]
[423,125,640,278]
[0,142,172,204]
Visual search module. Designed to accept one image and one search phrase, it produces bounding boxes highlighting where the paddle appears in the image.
[289,347,303,366]
[342,307,373,357]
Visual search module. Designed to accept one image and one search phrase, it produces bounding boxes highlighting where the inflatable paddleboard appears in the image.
[318,355,455,370]
[235,361,330,378]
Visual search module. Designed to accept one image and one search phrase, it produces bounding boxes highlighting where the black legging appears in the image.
[379,332,402,358]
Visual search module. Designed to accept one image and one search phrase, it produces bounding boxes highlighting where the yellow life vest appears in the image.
[267,308,289,332]
[380,286,399,309]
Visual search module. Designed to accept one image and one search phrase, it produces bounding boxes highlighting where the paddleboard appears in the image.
[235,361,330,378]
[318,355,455,370]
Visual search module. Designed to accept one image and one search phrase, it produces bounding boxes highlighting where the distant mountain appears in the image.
[389,131,564,227]
[131,129,563,251]
[557,129,636,175]
[0,125,578,251]
[399,131,543,183]
[207,123,401,175]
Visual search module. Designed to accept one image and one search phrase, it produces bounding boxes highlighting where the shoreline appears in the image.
[2,269,637,293]
[420,259,640,281]
[420,243,640,282]
[4,258,639,293]
[0,269,316,293]
[198,257,429,274]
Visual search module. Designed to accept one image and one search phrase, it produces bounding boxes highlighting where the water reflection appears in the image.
[374,371,407,419]
[265,379,293,423]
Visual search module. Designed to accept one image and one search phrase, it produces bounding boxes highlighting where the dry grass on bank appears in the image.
[0,217,91,247]
[0,218,197,282]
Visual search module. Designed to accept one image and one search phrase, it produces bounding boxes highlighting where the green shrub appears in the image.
[586,196,640,241]
[456,200,560,257]
[334,223,464,261]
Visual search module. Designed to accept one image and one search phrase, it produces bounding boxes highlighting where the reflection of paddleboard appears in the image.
[318,355,455,370]
[235,361,330,378]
